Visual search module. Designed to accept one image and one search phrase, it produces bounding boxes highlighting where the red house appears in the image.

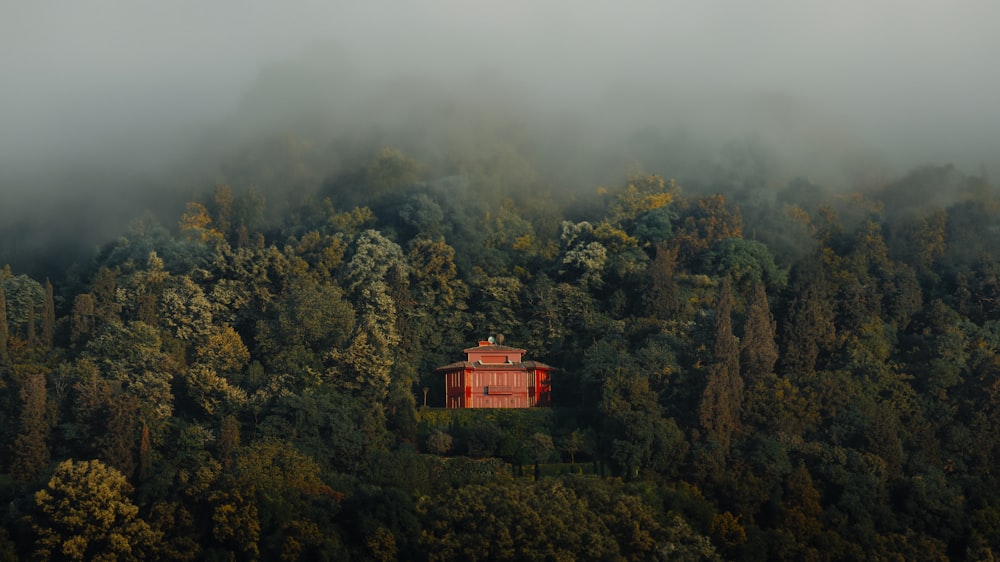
[438,339,554,408]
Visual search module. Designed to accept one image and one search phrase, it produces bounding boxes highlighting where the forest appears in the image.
[2,121,1000,561]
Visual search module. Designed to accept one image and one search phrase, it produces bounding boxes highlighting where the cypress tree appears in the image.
[645,242,681,320]
[0,286,9,369]
[699,278,743,452]
[41,279,55,350]
[100,394,140,479]
[780,254,837,375]
[71,293,95,345]
[26,305,37,351]
[740,281,778,383]
[217,415,241,470]
[138,425,152,481]
[91,266,121,328]
[11,373,50,482]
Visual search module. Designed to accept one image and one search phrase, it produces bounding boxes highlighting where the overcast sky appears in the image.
[2,1,999,194]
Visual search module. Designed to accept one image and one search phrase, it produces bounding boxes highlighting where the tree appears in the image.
[523,432,555,477]
[211,184,235,240]
[345,229,407,296]
[609,174,678,229]
[419,479,618,561]
[740,282,778,383]
[69,359,113,457]
[127,252,168,327]
[364,147,422,196]
[41,278,55,350]
[333,230,405,400]
[26,304,37,350]
[0,285,9,369]
[560,429,587,465]
[90,266,122,328]
[260,272,354,355]
[223,439,341,559]
[138,425,152,482]
[699,278,743,452]
[331,308,395,401]
[470,272,524,340]
[644,242,681,320]
[159,275,213,341]
[217,415,241,470]
[70,293,96,345]
[258,384,391,474]
[673,194,743,265]
[601,371,688,480]
[405,237,470,375]
[179,201,224,244]
[419,477,718,561]
[559,221,608,289]
[84,322,175,435]
[198,324,251,377]
[31,459,162,561]
[701,238,786,294]
[184,363,249,418]
[780,252,837,375]
[781,463,823,558]
[426,430,453,455]
[11,372,50,482]
[0,274,44,337]
[100,393,141,478]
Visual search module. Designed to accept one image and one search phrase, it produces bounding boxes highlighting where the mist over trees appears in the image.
[4,2,1000,280]
[3,3,1000,560]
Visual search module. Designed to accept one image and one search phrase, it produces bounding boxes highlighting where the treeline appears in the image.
[1,146,999,560]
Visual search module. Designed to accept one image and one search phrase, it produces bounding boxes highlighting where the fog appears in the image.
[3,1,999,275]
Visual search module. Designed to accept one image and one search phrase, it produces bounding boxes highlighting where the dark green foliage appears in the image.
[634,206,675,244]
[699,278,743,453]
[780,251,838,374]
[740,282,778,383]
[41,279,54,351]
[701,238,787,292]
[419,476,719,561]
[11,372,49,482]
[0,275,43,339]
[0,287,9,369]
[259,384,390,475]
[644,243,682,320]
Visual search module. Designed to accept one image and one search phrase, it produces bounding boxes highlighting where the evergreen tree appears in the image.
[91,266,122,328]
[41,278,55,350]
[26,305,37,350]
[780,253,837,374]
[70,293,95,345]
[644,242,680,320]
[217,415,241,470]
[0,286,9,369]
[11,372,50,482]
[699,278,743,452]
[740,281,778,383]
[100,394,141,479]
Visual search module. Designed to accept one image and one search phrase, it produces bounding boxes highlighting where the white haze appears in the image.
[1,1,999,272]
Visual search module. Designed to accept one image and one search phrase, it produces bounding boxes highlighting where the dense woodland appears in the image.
[3,133,1000,561]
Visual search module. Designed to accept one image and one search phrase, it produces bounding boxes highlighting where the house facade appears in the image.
[437,340,553,408]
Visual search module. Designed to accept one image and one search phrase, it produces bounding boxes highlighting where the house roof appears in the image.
[435,360,556,373]
[522,361,555,370]
[462,344,526,354]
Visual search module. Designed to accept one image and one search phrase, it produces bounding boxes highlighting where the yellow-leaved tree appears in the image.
[32,459,162,561]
